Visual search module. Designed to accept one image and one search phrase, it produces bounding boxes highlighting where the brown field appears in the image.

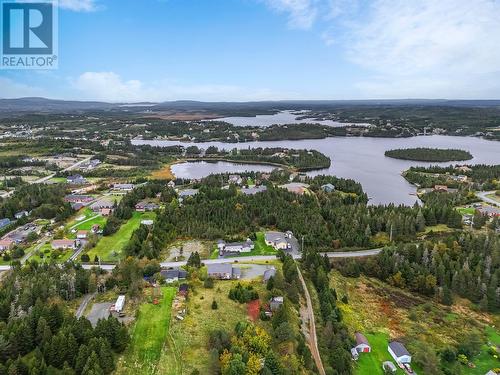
[151,163,175,180]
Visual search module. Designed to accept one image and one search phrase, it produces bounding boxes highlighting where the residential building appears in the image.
[167,181,175,188]
[67,174,87,185]
[65,194,94,203]
[217,239,254,255]
[0,239,14,251]
[207,263,240,280]
[14,211,29,219]
[241,186,267,195]
[265,231,296,251]
[135,201,159,212]
[388,341,411,364]
[51,239,76,250]
[76,230,88,239]
[90,198,114,212]
[353,333,371,353]
[321,183,335,193]
[178,189,199,198]
[270,296,284,311]
[112,183,135,191]
[478,206,500,218]
[160,269,188,283]
[279,182,309,195]
[228,174,243,185]
[101,208,112,216]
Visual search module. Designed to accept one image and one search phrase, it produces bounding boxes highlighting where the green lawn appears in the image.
[214,232,277,259]
[466,326,500,375]
[29,243,73,264]
[457,207,475,215]
[86,212,155,262]
[116,287,175,374]
[355,332,405,375]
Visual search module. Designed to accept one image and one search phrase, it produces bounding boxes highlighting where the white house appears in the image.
[77,230,88,239]
[388,341,411,364]
[265,231,289,250]
[217,239,254,254]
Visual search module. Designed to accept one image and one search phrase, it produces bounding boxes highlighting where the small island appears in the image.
[384,147,473,162]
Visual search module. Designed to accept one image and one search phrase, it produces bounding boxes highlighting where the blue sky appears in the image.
[1,0,500,101]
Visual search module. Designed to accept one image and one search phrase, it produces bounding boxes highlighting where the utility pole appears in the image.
[301,236,304,253]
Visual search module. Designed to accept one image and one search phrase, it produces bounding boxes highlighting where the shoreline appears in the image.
[151,157,330,180]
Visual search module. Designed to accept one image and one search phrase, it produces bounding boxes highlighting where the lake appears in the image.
[206,110,370,127]
[171,161,276,179]
[133,135,500,206]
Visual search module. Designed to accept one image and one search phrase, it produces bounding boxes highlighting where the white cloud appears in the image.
[59,0,98,12]
[263,0,318,29]
[0,77,46,98]
[344,0,500,97]
[72,71,300,102]
[347,0,500,76]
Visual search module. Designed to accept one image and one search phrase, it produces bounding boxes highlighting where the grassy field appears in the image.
[29,243,73,264]
[116,287,176,374]
[86,212,155,262]
[457,207,476,215]
[356,332,405,375]
[330,271,500,375]
[151,162,175,179]
[422,224,454,233]
[157,279,269,375]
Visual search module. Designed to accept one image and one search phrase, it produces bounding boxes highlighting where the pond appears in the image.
[170,161,276,180]
[133,135,500,205]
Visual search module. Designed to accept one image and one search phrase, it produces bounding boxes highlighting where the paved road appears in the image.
[32,156,93,184]
[297,265,325,375]
[20,237,48,264]
[477,191,500,207]
[75,292,96,319]
[0,249,383,272]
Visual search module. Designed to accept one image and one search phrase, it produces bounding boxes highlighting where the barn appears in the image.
[354,332,371,353]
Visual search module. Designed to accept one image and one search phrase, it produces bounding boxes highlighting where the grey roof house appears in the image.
[388,341,411,364]
[207,263,240,280]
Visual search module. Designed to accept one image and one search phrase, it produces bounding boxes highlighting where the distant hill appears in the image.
[1,97,500,115]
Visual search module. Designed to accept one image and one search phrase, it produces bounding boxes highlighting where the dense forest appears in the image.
[385,148,473,162]
[122,175,465,259]
[0,263,128,374]
[334,233,500,312]
[302,249,354,375]
[0,184,72,222]
[404,164,500,190]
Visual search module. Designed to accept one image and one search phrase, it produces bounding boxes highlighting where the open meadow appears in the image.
[330,271,500,375]
[115,287,176,374]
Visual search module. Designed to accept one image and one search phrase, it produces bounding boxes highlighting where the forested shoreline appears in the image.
[385,148,473,162]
